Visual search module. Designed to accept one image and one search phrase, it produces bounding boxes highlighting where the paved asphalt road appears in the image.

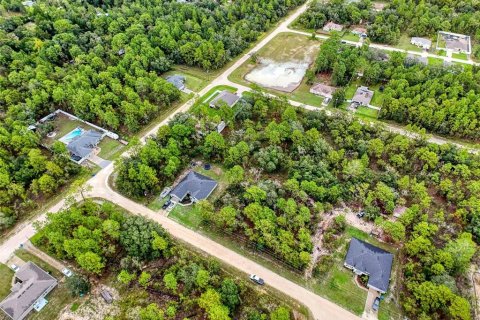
[0,2,477,319]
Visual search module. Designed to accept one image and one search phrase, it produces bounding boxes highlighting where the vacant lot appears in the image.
[230,32,323,105]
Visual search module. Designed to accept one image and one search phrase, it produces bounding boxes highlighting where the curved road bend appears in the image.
[89,165,361,320]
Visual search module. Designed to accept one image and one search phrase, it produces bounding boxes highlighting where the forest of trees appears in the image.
[0,0,304,232]
[295,0,480,58]
[34,200,295,320]
[117,92,478,319]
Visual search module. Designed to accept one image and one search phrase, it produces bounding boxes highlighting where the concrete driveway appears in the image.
[362,288,380,319]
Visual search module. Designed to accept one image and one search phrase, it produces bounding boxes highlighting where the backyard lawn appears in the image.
[97,137,125,160]
[0,264,14,300]
[42,114,85,147]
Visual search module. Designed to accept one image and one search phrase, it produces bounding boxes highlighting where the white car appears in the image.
[62,268,73,277]
[10,264,19,272]
[249,274,265,285]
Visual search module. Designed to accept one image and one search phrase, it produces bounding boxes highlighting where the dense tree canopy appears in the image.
[118,91,479,319]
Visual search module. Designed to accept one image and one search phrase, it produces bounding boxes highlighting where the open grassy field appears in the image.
[229,32,323,106]
[396,34,423,52]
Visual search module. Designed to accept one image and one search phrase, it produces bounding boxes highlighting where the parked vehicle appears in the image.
[372,297,380,311]
[160,187,171,199]
[162,199,171,209]
[10,264,19,272]
[357,211,365,218]
[249,274,265,285]
[62,268,73,277]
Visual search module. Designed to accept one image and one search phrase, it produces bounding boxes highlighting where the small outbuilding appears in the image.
[170,171,218,204]
[344,238,393,293]
[209,91,240,108]
[166,75,186,90]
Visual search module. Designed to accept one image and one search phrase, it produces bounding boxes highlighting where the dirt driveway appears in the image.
[362,288,380,319]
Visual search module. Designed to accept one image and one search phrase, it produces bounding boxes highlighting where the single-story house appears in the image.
[323,22,343,32]
[352,27,367,38]
[351,86,374,107]
[410,37,431,50]
[437,31,471,54]
[21,0,35,6]
[209,91,240,108]
[373,2,386,11]
[166,75,186,90]
[344,238,393,293]
[310,83,337,99]
[0,262,57,320]
[67,130,104,163]
[170,171,218,204]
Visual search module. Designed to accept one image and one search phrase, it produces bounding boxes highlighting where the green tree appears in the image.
[138,271,152,288]
[117,270,136,285]
[66,275,90,296]
[163,272,178,292]
[76,251,105,274]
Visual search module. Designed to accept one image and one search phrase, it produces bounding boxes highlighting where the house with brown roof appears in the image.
[352,27,367,38]
[310,83,337,99]
[323,22,343,32]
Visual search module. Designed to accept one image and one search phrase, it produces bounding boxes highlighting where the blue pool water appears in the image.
[59,127,84,144]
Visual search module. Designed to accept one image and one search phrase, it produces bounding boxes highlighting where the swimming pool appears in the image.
[59,127,84,144]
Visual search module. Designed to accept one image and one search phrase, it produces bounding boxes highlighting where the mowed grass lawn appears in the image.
[428,57,444,65]
[396,34,424,52]
[229,32,323,106]
[12,250,79,320]
[97,137,125,160]
[452,52,468,60]
[0,264,14,300]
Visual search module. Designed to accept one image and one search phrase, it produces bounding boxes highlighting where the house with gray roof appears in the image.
[344,238,393,293]
[67,130,104,163]
[166,75,186,90]
[351,86,374,107]
[170,171,217,204]
[0,262,57,320]
[209,91,240,108]
[410,37,431,50]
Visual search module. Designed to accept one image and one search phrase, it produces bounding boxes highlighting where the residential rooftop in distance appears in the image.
[0,262,57,320]
[351,86,374,106]
[437,31,471,54]
[344,238,393,293]
[209,90,240,108]
[166,74,186,90]
[411,37,431,49]
[310,83,337,99]
[323,21,343,32]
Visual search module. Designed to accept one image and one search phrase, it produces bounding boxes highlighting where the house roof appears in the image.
[209,91,240,108]
[310,83,336,97]
[323,21,343,32]
[352,27,367,34]
[166,75,186,90]
[0,262,57,320]
[170,171,217,201]
[352,86,374,105]
[438,31,471,53]
[67,130,103,158]
[411,37,431,47]
[345,238,393,293]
